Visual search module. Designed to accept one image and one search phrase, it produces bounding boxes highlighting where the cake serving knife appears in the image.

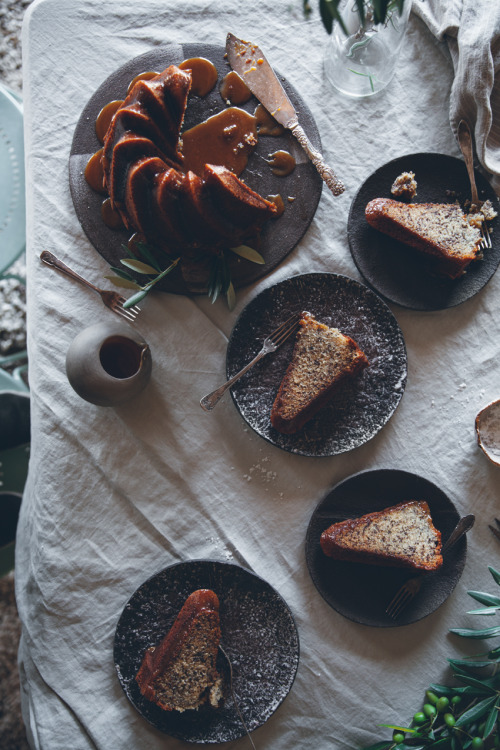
[226,33,345,196]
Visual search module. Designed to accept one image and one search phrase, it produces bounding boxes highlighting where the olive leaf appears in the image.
[104,275,141,290]
[229,244,265,264]
[453,695,498,727]
[467,591,500,608]
[120,258,158,275]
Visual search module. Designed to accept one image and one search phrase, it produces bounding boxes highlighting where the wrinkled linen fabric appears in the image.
[15,0,500,749]
[413,0,500,179]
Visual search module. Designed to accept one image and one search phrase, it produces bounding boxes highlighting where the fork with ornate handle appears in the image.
[200,313,300,411]
[40,251,140,323]
[386,513,475,619]
[457,120,492,250]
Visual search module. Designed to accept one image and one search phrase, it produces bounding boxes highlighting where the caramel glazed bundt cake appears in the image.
[101,65,278,269]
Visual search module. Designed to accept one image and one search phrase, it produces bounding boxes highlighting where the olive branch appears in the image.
[364,566,500,750]
[105,241,265,311]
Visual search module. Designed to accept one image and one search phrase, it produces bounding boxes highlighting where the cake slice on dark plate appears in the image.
[320,500,443,571]
[270,312,369,435]
[365,198,483,279]
[136,589,223,712]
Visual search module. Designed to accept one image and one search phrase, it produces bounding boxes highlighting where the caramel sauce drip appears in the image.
[268,150,295,177]
[220,71,252,105]
[101,198,125,229]
[254,104,284,136]
[84,149,106,194]
[95,100,124,143]
[182,107,258,177]
[178,57,218,97]
[267,194,285,217]
[127,71,160,93]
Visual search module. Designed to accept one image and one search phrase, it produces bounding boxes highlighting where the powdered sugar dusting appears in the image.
[114,560,299,743]
[227,273,407,457]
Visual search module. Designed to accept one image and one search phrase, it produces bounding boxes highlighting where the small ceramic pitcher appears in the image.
[66,321,152,406]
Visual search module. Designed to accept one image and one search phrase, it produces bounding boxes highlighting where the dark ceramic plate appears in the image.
[69,43,322,294]
[114,559,299,743]
[305,469,467,627]
[348,152,500,310]
[227,273,407,457]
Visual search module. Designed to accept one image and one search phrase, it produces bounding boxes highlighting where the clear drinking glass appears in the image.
[324,0,411,98]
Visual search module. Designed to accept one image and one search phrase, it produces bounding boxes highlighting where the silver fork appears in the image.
[385,513,475,620]
[40,251,141,323]
[200,312,301,411]
[457,120,492,250]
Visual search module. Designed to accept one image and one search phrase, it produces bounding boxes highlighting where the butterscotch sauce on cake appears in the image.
[268,150,295,177]
[127,71,159,93]
[84,148,106,194]
[182,107,258,177]
[254,104,284,136]
[95,100,124,144]
[220,70,252,105]
[267,194,285,217]
[178,57,218,96]
[101,197,124,229]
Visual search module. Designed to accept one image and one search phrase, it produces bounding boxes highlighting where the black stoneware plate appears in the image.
[114,559,299,743]
[70,43,322,294]
[227,273,407,457]
[348,153,500,310]
[305,469,467,627]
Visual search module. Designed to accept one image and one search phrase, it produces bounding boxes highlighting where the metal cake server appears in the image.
[226,33,345,196]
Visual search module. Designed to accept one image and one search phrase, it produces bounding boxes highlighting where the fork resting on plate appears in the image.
[40,250,140,323]
[200,312,301,411]
[385,513,475,620]
[457,120,493,251]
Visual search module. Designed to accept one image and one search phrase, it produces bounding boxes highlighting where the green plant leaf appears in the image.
[467,606,500,615]
[120,258,158,275]
[454,695,498,727]
[122,289,149,308]
[229,245,265,264]
[450,625,500,639]
[488,566,500,585]
[467,590,500,607]
[104,275,141,290]
[133,242,164,271]
[447,658,493,669]
[452,672,497,693]
[378,724,417,733]
[109,265,137,282]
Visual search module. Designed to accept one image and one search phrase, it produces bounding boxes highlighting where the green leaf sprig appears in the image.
[106,241,265,310]
[364,566,500,750]
[105,242,180,308]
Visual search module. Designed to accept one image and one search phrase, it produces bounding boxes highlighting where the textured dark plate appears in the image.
[114,559,299,743]
[348,152,500,310]
[305,469,467,627]
[69,43,322,294]
[227,273,407,457]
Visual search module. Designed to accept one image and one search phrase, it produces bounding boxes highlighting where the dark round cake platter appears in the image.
[114,559,300,743]
[348,152,500,310]
[69,43,323,295]
[305,469,468,627]
[227,272,407,457]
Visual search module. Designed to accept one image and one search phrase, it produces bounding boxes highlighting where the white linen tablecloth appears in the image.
[15,0,500,748]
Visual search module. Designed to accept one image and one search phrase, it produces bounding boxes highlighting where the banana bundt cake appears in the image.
[320,500,443,571]
[135,589,223,712]
[270,312,369,434]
